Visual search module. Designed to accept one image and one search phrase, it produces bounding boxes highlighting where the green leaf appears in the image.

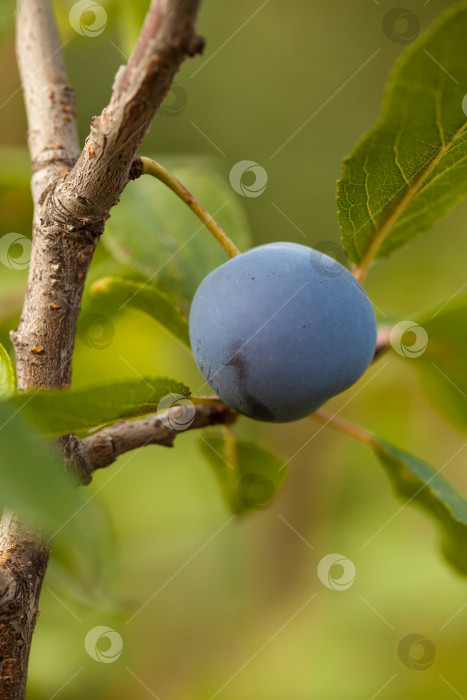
[0,402,82,531]
[90,276,190,347]
[372,438,467,575]
[0,401,119,596]
[199,433,287,515]
[14,377,190,439]
[103,159,251,303]
[410,295,467,429]
[0,342,15,398]
[338,2,467,267]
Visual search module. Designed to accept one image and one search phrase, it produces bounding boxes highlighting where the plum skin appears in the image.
[189,242,377,422]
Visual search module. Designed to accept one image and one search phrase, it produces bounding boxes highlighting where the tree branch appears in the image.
[11,0,204,390]
[3,0,205,697]
[63,404,237,483]
[15,0,80,183]
[57,0,204,221]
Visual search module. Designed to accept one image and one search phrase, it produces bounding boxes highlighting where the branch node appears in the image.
[183,33,205,56]
[129,157,144,180]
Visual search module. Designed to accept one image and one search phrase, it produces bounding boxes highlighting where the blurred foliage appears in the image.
[0,1,466,699]
[199,431,288,515]
[0,401,81,531]
[413,296,467,430]
[373,438,467,575]
[104,159,251,306]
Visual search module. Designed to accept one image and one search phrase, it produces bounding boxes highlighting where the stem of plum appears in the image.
[140,157,241,259]
[310,409,375,447]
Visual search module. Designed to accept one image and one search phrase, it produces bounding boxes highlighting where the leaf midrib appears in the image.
[355,118,467,280]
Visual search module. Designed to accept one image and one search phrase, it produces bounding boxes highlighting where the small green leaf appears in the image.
[0,402,82,531]
[0,342,15,398]
[410,296,467,429]
[90,276,190,347]
[103,159,251,303]
[372,438,467,574]
[14,377,190,439]
[338,2,467,267]
[199,433,287,515]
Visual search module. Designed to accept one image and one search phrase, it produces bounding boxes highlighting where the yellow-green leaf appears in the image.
[90,276,190,346]
[0,342,15,398]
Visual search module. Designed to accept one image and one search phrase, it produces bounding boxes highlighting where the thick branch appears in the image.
[57,0,204,221]
[0,515,49,700]
[11,0,204,390]
[0,4,78,698]
[64,404,236,482]
[4,0,205,697]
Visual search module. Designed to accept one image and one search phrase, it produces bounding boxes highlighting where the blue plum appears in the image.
[189,242,377,422]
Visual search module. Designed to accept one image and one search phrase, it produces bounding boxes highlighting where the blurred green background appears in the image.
[1,0,467,698]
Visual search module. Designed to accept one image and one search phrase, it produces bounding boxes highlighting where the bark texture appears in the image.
[69,404,237,482]
[0,0,204,696]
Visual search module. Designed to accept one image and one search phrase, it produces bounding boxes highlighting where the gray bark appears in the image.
[70,404,237,481]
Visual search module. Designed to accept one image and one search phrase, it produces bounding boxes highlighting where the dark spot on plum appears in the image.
[242,394,275,422]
